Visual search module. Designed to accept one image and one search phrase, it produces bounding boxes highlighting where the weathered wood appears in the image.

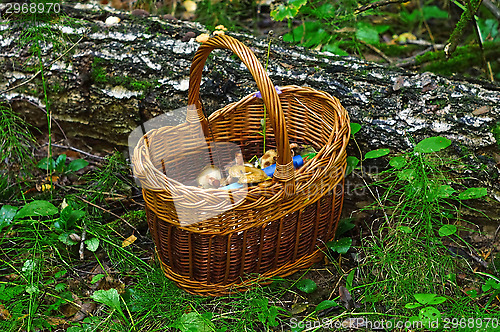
[1,2,499,201]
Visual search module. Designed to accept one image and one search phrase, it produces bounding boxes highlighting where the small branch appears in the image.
[483,0,500,19]
[79,225,87,260]
[354,0,408,14]
[359,41,393,63]
[46,143,106,161]
[445,0,483,57]
[395,45,445,68]
[77,196,139,233]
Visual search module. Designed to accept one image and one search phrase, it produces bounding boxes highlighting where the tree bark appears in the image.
[1,2,499,202]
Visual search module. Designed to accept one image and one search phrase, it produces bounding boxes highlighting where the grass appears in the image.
[1,2,499,331]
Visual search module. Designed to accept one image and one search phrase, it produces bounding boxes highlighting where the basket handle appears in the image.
[187,35,295,193]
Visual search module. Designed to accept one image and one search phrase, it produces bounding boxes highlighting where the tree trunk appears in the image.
[1,2,499,204]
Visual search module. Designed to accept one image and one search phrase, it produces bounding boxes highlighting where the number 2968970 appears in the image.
[4,2,61,15]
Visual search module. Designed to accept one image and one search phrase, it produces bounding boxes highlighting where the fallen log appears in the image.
[1,2,499,207]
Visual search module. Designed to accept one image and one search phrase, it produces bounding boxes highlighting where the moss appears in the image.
[427,98,447,106]
[49,82,62,93]
[378,44,420,57]
[492,122,500,148]
[91,57,109,84]
[416,42,500,78]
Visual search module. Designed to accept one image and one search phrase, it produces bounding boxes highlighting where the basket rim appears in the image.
[133,85,349,192]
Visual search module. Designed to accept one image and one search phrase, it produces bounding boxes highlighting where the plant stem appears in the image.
[263,33,272,155]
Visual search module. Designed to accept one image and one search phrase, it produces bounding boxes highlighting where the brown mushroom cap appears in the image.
[260,149,278,168]
[228,165,269,184]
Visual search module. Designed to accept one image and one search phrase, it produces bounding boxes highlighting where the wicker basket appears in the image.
[132,35,350,296]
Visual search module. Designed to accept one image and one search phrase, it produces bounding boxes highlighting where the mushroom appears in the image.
[260,149,277,168]
[228,165,269,184]
[197,166,223,189]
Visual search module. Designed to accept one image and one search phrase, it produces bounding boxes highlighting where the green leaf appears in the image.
[466,289,477,297]
[350,123,361,135]
[356,22,379,44]
[15,200,58,219]
[270,4,299,21]
[419,306,441,325]
[322,41,349,56]
[414,136,451,153]
[389,156,407,169]
[55,270,67,278]
[171,312,214,332]
[422,6,448,20]
[59,206,85,229]
[315,300,338,312]
[0,205,18,231]
[55,154,67,173]
[375,24,390,33]
[302,28,329,49]
[67,159,89,172]
[458,187,487,200]
[335,218,355,237]
[91,288,125,319]
[55,283,66,292]
[435,185,455,198]
[346,269,355,290]
[296,279,317,293]
[37,157,56,171]
[364,148,390,159]
[326,237,352,254]
[414,293,446,305]
[289,0,307,7]
[482,279,500,292]
[85,238,100,252]
[345,156,359,176]
[398,226,412,234]
[91,274,105,284]
[477,19,500,41]
[405,302,422,309]
[438,225,457,237]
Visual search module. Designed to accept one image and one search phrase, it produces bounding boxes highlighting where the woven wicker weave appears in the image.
[132,35,350,296]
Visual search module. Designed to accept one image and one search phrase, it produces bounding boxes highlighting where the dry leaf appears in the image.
[47,317,67,326]
[472,106,490,115]
[392,32,417,44]
[196,33,210,43]
[183,0,197,12]
[289,303,308,315]
[392,76,406,91]
[0,304,11,320]
[4,273,19,281]
[122,234,137,247]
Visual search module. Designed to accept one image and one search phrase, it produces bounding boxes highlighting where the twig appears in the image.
[395,45,445,68]
[471,12,495,82]
[10,98,68,140]
[483,0,500,19]
[77,196,139,233]
[359,41,392,63]
[445,0,483,57]
[79,224,87,260]
[43,143,106,160]
[354,0,408,14]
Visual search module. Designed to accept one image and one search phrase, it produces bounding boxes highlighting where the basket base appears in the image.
[157,246,328,296]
